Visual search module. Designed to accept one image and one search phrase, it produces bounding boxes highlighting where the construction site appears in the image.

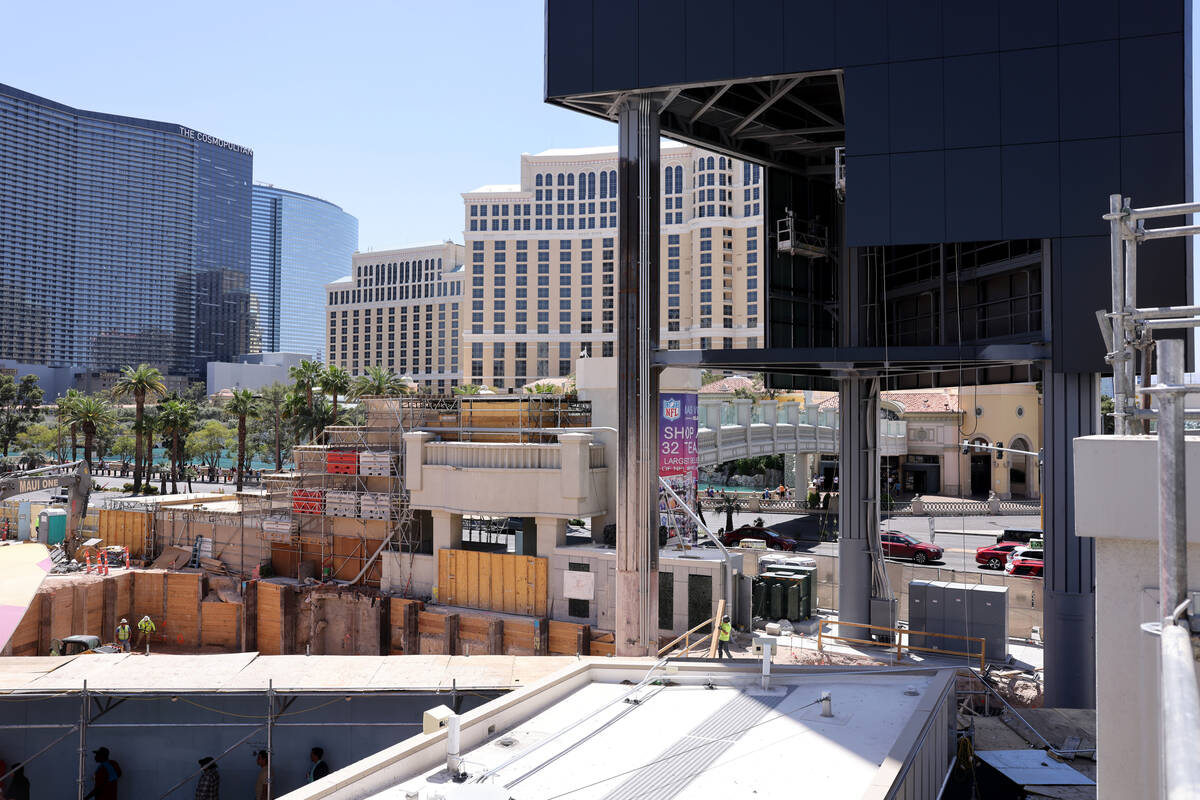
[2,2,1198,799]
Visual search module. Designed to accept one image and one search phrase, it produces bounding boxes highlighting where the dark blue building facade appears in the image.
[0,83,254,381]
[544,0,1193,708]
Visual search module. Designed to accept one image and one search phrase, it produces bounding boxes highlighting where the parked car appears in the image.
[1005,546,1044,577]
[880,531,943,564]
[975,542,1023,569]
[996,527,1042,545]
[722,525,798,551]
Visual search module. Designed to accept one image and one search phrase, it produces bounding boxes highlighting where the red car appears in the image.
[880,531,943,565]
[976,542,1023,570]
[722,525,798,551]
[1005,547,1044,577]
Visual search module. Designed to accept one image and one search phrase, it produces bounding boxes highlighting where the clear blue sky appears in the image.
[2,0,1197,322]
[0,0,614,249]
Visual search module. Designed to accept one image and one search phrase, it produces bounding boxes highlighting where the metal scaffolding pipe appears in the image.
[1159,624,1200,798]
[1127,200,1200,220]
[1108,194,1129,435]
[1133,304,1200,320]
[1154,339,1188,636]
[1137,224,1200,240]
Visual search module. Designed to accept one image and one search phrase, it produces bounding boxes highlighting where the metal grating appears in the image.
[602,689,790,800]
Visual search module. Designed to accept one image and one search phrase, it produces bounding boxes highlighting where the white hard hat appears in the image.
[120,618,127,624]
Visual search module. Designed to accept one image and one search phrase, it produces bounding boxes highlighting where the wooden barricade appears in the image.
[96,510,151,557]
[438,549,547,616]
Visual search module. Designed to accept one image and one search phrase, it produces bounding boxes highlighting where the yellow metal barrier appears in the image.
[817,619,986,671]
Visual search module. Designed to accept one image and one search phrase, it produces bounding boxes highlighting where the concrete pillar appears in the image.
[558,432,592,500]
[431,510,462,553]
[535,516,567,554]
[1042,370,1097,708]
[783,401,800,425]
[614,95,660,657]
[402,431,434,491]
[761,399,778,426]
[733,398,753,428]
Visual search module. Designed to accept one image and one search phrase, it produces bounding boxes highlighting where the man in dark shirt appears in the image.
[307,747,330,783]
[83,747,120,800]
[194,756,219,800]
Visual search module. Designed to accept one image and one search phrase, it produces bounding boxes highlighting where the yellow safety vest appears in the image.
[719,622,731,642]
[116,624,131,641]
[138,618,156,633]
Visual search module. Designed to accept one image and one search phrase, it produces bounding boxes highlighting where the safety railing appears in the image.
[657,599,727,659]
[817,620,986,671]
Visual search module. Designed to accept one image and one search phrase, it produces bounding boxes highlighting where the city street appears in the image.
[706,510,1041,575]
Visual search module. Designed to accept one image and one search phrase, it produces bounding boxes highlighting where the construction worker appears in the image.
[83,747,121,800]
[194,756,219,800]
[136,615,157,655]
[115,619,131,653]
[717,614,733,660]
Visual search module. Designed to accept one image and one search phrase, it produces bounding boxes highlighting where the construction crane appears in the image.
[0,461,92,556]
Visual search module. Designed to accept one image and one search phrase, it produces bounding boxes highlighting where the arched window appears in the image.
[674,165,682,190]
[664,167,673,194]
[743,162,750,184]
[599,171,607,198]
[718,157,726,170]
[587,171,595,199]
[609,170,616,194]
[557,173,565,186]
[707,156,715,170]
[567,173,575,186]
[535,174,543,187]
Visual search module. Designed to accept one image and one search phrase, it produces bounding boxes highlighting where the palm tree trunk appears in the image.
[237,416,246,492]
[274,411,281,472]
[70,426,77,461]
[144,431,155,494]
[332,394,338,422]
[83,429,94,470]
[132,396,144,493]
[171,434,180,494]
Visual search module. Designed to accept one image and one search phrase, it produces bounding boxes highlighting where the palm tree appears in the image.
[319,365,352,421]
[112,364,166,493]
[139,408,160,490]
[352,365,406,398]
[224,388,259,491]
[524,382,560,395]
[61,395,116,470]
[282,389,309,445]
[157,400,196,494]
[288,359,324,410]
[56,389,82,462]
[259,382,288,472]
[453,383,484,396]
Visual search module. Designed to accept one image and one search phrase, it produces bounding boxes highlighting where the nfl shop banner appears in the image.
[658,393,699,543]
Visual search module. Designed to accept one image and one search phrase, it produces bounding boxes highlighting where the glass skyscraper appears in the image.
[0,83,253,385]
[251,184,357,360]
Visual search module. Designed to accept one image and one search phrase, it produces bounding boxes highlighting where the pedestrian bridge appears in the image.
[697,397,906,467]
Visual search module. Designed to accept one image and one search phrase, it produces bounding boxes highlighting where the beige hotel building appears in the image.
[326,143,764,391]
[325,241,465,391]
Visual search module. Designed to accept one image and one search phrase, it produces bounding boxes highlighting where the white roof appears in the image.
[531,142,688,158]
[355,241,457,257]
[319,661,957,799]
[465,184,522,194]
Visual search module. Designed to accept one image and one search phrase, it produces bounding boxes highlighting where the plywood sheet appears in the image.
[201,602,241,649]
[256,581,284,655]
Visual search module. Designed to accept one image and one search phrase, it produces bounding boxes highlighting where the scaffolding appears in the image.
[257,394,593,591]
[1103,193,1200,798]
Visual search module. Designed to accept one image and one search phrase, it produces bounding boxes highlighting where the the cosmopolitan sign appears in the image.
[178,126,254,157]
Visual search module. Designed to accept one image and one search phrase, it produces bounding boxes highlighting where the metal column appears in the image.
[615,95,661,656]
[836,376,881,627]
[1041,370,1097,708]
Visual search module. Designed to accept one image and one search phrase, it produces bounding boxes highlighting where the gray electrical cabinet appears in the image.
[907,580,1009,662]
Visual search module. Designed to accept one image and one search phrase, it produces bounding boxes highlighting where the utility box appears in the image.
[38,508,67,545]
[907,580,1009,661]
[422,704,455,735]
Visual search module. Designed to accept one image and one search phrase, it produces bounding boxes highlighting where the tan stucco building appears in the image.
[461,144,764,389]
[325,241,465,391]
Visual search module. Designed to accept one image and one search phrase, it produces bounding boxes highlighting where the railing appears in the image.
[657,599,726,659]
[817,620,986,671]
[424,442,562,470]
